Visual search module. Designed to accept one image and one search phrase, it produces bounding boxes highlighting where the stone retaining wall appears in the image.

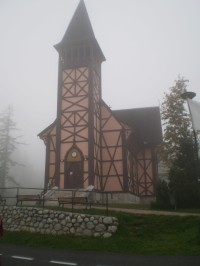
[0,207,118,238]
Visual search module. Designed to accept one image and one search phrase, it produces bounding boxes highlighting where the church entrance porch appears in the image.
[64,161,83,189]
[64,147,84,189]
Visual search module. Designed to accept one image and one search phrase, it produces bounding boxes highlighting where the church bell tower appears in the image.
[54,0,105,189]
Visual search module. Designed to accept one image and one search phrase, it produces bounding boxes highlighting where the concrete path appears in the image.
[104,207,200,216]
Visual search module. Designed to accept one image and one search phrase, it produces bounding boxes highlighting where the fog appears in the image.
[0,0,200,188]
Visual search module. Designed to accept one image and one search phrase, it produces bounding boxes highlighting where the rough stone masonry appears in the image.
[0,206,118,238]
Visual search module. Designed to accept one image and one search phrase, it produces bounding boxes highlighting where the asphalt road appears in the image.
[0,244,200,266]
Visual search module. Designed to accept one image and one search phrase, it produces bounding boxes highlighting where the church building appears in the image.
[38,0,162,202]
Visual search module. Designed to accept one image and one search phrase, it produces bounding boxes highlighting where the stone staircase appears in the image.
[43,187,87,206]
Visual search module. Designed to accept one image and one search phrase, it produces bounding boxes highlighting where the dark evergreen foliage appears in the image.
[157,77,200,208]
[160,77,191,167]
[155,180,172,209]
[169,137,200,208]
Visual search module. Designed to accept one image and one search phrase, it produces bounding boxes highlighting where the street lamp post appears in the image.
[181,91,200,181]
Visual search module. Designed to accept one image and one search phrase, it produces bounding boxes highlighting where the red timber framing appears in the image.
[135,147,156,196]
[38,122,57,188]
[52,48,104,189]
[127,146,157,197]
[92,65,102,190]
[99,103,128,192]
[57,66,90,189]
[113,106,162,198]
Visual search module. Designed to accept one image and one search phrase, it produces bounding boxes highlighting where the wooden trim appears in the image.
[134,146,155,196]
[55,55,62,187]
[151,146,157,196]
[44,134,50,189]
[122,129,128,192]
[88,64,94,185]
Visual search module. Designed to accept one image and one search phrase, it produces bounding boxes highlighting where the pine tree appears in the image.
[0,106,21,188]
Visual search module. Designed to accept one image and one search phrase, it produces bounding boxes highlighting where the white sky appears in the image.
[0,0,200,186]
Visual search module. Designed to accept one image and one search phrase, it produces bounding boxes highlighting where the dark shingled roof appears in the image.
[54,0,105,62]
[59,0,95,45]
[113,107,162,145]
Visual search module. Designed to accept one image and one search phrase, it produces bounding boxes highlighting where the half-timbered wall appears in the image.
[47,125,57,188]
[92,65,102,190]
[42,77,157,195]
[100,105,125,192]
[59,66,90,189]
[134,147,155,196]
[126,147,156,196]
[40,124,57,189]
[119,126,157,197]
[127,150,138,195]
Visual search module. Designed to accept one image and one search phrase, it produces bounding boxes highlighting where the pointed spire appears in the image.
[61,0,95,45]
[54,0,105,63]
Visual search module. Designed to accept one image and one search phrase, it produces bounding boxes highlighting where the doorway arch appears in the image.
[64,146,84,189]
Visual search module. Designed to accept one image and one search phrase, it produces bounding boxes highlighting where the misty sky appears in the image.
[0,0,200,187]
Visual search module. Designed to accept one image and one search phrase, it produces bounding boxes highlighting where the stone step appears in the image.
[43,188,88,206]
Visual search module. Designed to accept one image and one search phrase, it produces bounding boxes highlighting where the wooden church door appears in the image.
[64,148,83,189]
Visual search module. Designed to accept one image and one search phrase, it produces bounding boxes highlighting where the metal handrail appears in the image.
[0,186,110,215]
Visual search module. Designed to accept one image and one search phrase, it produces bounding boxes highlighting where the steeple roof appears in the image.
[61,0,95,44]
[54,0,105,61]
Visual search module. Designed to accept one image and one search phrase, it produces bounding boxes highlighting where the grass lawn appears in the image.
[1,208,200,255]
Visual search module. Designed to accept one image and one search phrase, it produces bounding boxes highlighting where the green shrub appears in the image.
[155,180,173,209]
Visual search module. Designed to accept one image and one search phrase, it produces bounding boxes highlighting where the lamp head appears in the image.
[181,91,196,99]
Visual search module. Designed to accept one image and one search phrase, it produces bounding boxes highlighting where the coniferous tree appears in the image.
[169,137,200,208]
[160,77,192,167]
[158,77,200,208]
[0,106,21,188]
